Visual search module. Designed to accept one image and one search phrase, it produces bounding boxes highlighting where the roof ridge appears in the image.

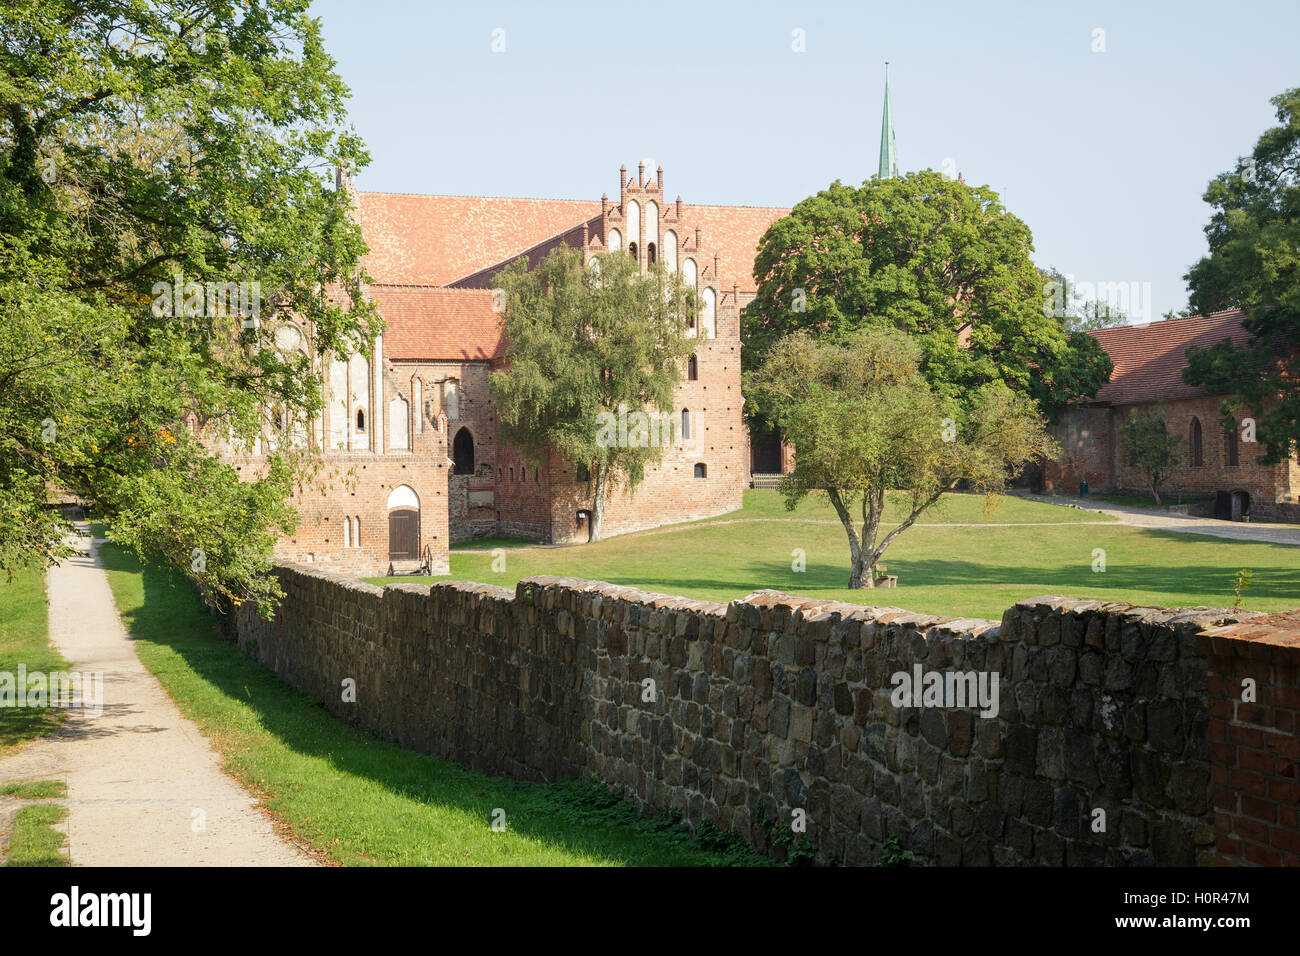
[370,283,493,292]
[1091,308,1244,334]
[359,189,790,212]
[359,190,600,204]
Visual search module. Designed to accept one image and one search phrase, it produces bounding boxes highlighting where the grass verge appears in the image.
[97,542,769,866]
[0,567,69,755]
[6,803,69,867]
[0,780,67,800]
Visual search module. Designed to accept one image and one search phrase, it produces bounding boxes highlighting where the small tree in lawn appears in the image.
[1119,409,1182,505]
[490,247,695,542]
[748,327,1057,589]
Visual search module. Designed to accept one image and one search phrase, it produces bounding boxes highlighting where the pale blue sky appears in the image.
[310,0,1298,321]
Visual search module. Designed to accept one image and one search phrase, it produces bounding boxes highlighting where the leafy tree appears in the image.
[742,172,1112,423]
[489,248,695,542]
[747,327,1056,588]
[0,1,373,611]
[1118,409,1182,505]
[1183,87,1300,464]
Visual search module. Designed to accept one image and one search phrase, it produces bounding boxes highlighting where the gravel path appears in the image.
[0,530,315,866]
[1010,493,1300,546]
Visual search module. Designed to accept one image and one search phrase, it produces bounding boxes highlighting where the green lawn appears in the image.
[692,489,1118,525]
[368,490,1300,620]
[0,568,69,755]
[97,543,767,867]
[5,803,69,867]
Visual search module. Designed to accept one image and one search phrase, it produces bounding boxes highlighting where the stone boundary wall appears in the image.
[234,564,1298,866]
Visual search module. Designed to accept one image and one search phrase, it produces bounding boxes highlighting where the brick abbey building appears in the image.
[223,164,789,574]
[1041,310,1300,522]
[221,162,1299,576]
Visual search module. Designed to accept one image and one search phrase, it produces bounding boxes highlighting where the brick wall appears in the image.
[1046,399,1299,521]
[221,349,452,576]
[1200,610,1300,865]
[233,565,1298,865]
[1043,406,1116,494]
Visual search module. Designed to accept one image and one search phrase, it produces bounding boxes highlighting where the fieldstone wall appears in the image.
[235,564,1290,866]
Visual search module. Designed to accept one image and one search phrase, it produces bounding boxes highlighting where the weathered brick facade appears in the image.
[232,563,1300,866]
[1042,313,1300,521]
[216,165,787,568]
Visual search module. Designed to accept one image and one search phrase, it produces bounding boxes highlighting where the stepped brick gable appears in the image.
[213,164,789,572]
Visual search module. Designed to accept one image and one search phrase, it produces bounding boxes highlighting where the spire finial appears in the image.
[878,62,898,180]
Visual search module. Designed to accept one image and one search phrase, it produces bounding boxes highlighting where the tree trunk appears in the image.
[590,462,607,542]
[849,551,874,589]
[828,488,871,589]
[1151,480,1162,506]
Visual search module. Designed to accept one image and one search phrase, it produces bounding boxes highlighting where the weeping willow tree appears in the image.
[490,247,696,541]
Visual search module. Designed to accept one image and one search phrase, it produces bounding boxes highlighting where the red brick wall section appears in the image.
[1199,610,1300,866]
[1044,398,1300,521]
[1043,407,1116,493]
[1113,399,1294,518]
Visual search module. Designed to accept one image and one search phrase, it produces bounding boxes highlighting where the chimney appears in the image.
[657,165,663,190]
[676,195,683,219]
[619,165,626,203]
[694,225,701,248]
[637,160,645,186]
[601,192,608,217]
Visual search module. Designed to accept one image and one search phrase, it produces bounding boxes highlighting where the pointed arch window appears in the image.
[700,287,716,339]
[452,427,475,475]
[1190,417,1203,468]
[688,354,698,380]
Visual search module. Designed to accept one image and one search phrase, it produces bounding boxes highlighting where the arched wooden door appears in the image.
[388,509,419,560]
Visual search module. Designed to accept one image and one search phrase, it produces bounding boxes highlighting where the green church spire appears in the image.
[878,63,898,179]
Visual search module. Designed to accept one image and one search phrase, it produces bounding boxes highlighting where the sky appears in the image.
[309,0,1298,323]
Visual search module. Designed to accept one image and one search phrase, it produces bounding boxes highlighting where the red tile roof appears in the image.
[370,286,503,361]
[447,217,602,290]
[358,192,601,286]
[358,190,789,292]
[358,188,790,360]
[1088,310,1252,405]
[678,203,790,291]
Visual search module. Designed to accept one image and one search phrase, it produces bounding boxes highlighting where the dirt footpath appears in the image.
[0,531,315,866]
